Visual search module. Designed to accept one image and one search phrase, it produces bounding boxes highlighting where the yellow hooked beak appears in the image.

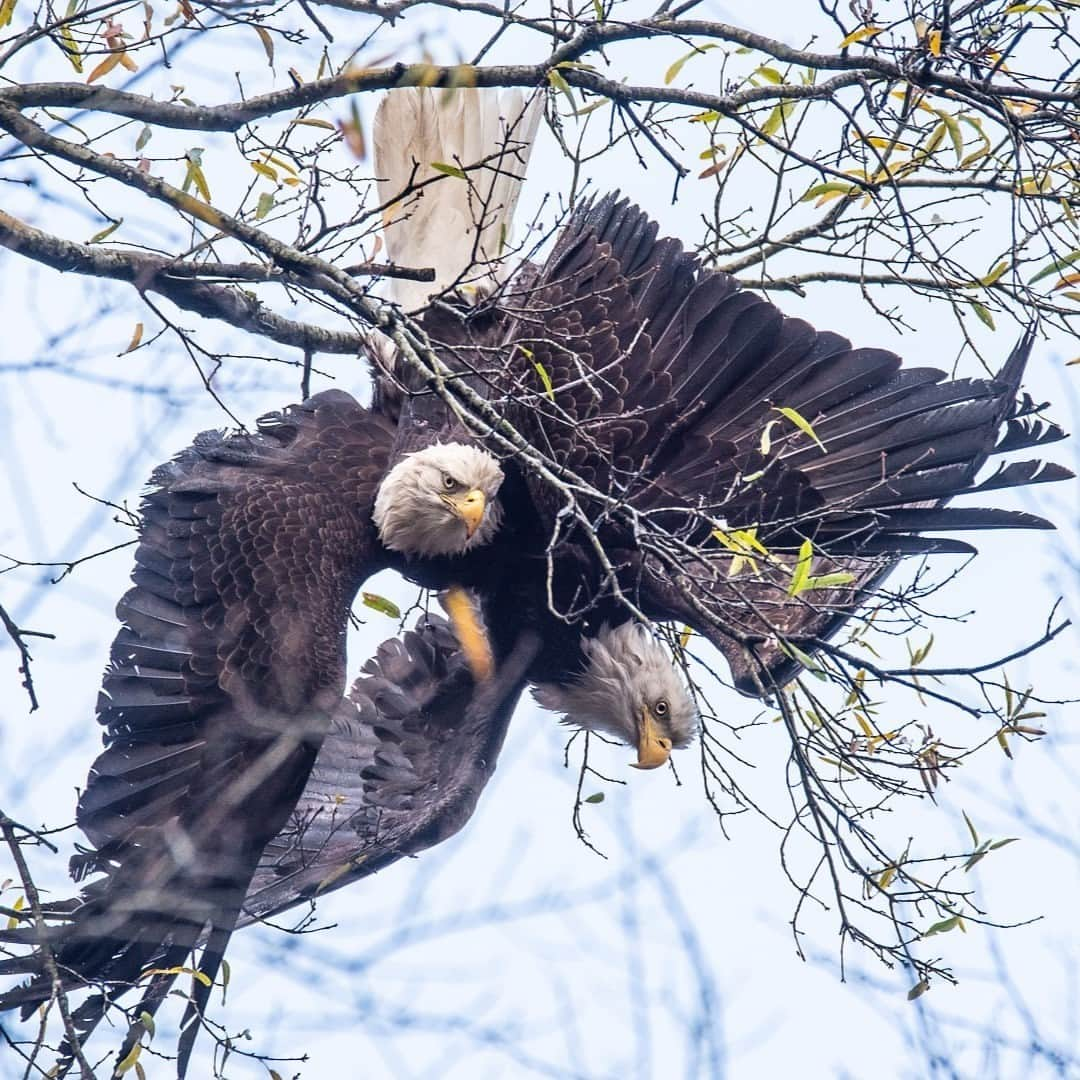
[442,489,487,539]
[630,706,673,770]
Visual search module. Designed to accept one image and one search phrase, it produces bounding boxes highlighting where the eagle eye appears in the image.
[442,474,459,491]
[654,699,669,717]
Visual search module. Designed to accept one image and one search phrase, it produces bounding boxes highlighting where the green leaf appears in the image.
[87,219,123,244]
[255,192,275,220]
[591,0,603,20]
[430,161,467,180]
[139,1011,155,1038]
[759,100,796,140]
[923,915,961,937]
[972,302,996,330]
[778,640,826,679]
[800,181,857,203]
[787,538,814,596]
[220,957,230,1004]
[584,792,605,804]
[664,43,718,86]
[135,124,152,152]
[1030,249,1080,285]
[772,405,826,451]
[753,65,783,84]
[989,837,1019,850]
[803,572,856,591]
[362,592,401,619]
[962,809,979,847]
[907,979,931,1001]
[547,67,576,107]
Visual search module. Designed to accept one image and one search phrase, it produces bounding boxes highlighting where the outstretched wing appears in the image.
[240,613,540,926]
[502,196,1070,693]
[0,390,394,1068]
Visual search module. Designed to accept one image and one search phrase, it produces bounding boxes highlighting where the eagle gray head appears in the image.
[533,622,698,770]
[374,443,504,557]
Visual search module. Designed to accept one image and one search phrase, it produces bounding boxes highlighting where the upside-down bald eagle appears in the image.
[0,86,1071,1077]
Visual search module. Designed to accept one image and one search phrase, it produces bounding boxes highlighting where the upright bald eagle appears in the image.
[0,86,1070,1079]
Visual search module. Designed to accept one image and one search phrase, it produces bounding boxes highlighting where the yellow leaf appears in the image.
[878,865,896,890]
[533,361,555,401]
[0,0,15,27]
[122,322,144,354]
[58,24,83,71]
[928,29,942,56]
[787,538,814,596]
[664,43,718,86]
[290,117,336,130]
[6,895,24,930]
[772,405,826,452]
[255,24,273,65]
[251,160,277,181]
[679,625,692,649]
[87,50,124,83]
[839,25,882,48]
[115,1044,141,1075]
[547,67,575,106]
[140,965,213,987]
[87,219,122,244]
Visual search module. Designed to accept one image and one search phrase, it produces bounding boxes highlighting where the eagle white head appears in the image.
[533,622,698,770]
[374,443,505,557]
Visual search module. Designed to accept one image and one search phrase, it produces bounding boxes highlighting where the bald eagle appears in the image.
[0,86,1070,1076]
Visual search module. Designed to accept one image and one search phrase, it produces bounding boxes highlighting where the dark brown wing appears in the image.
[239,613,539,927]
[0,390,394,1069]
[501,196,1070,693]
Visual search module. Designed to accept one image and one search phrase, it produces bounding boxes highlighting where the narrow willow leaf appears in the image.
[88,219,123,244]
[788,538,814,596]
[58,23,83,72]
[800,181,856,203]
[803,571,856,591]
[6,895,24,930]
[773,405,826,451]
[753,65,783,84]
[972,302,995,330]
[923,915,961,937]
[361,592,401,619]
[114,1044,142,1076]
[878,865,896,890]
[979,260,1010,287]
[962,809,979,847]
[839,25,882,47]
[251,160,277,181]
[1029,249,1080,284]
[664,43,718,86]
[533,361,555,401]
[220,957,230,1004]
[255,24,274,65]
[122,322,144,354]
[290,117,336,130]
[679,625,692,649]
[584,792,605,804]
[989,837,1019,850]
[140,965,212,987]
[0,0,16,29]
[87,51,126,83]
[430,160,467,180]
[547,67,576,107]
[139,1011,155,1037]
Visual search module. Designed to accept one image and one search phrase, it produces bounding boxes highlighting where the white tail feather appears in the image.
[374,87,541,311]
